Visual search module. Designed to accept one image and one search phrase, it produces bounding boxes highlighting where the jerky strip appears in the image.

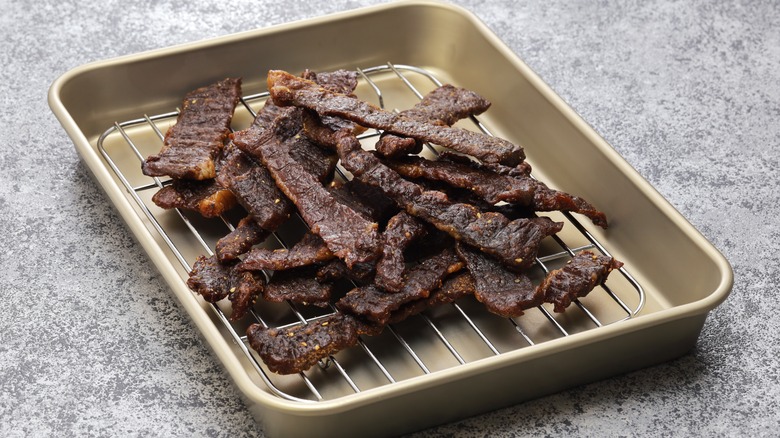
[268,70,524,166]
[151,179,237,218]
[376,84,491,158]
[238,232,334,272]
[186,255,265,320]
[336,249,463,325]
[335,131,563,270]
[143,78,241,180]
[538,251,624,312]
[374,212,428,293]
[215,216,269,262]
[456,243,542,317]
[385,155,535,205]
[436,153,607,227]
[246,312,359,375]
[217,143,293,231]
[387,272,476,324]
[263,266,333,307]
[233,109,381,268]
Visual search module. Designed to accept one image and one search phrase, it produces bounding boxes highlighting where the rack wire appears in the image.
[97,63,645,403]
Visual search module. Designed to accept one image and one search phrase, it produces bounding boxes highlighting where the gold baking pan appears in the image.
[48,1,733,436]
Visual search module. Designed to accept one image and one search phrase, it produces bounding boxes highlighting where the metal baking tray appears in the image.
[48,1,733,436]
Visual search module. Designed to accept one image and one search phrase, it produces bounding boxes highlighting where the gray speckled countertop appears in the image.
[2,0,777,436]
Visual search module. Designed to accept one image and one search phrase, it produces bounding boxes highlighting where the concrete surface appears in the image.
[1,0,777,436]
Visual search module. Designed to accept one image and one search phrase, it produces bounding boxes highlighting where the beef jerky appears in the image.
[233,108,381,268]
[538,251,624,312]
[142,78,241,180]
[376,84,492,158]
[238,232,334,272]
[387,272,476,324]
[301,69,365,135]
[336,248,463,325]
[228,269,266,320]
[456,243,542,317]
[374,211,428,293]
[215,216,269,262]
[186,255,264,320]
[216,143,293,231]
[314,259,375,285]
[151,179,237,218]
[268,70,524,166]
[385,155,535,205]
[328,179,399,224]
[246,312,359,375]
[335,131,563,270]
[437,152,608,228]
[263,266,333,307]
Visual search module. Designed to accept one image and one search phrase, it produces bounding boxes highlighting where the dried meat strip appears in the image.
[233,108,381,268]
[387,155,608,227]
[456,243,542,317]
[142,78,242,180]
[538,251,623,312]
[335,131,563,270]
[268,70,524,166]
[385,155,535,205]
[263,266,333,307]
[387,272,476,324]
[336,248,463,325]
[246,312,359,375]
[216,143,293,231]
[374,212,428,293]
[238,232,334,272]
[151,179,237,218]
[215,216,269,262]
[376,84,492,158]
[186,255,265,320]
[301,69,365,135]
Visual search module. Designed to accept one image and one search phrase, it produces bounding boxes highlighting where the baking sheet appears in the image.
[49,2,733,436]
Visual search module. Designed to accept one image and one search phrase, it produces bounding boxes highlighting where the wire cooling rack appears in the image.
[97,62,644,403]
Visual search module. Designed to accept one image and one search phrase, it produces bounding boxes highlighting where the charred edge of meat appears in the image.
[151,178,237,218]
[538,250,624,312]
[142,78,242,180]
[267,69,524,166]
[456,243,542,317]
[215,216,270,262]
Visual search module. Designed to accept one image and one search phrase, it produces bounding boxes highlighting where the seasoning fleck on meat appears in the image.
[142,78,241,180]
